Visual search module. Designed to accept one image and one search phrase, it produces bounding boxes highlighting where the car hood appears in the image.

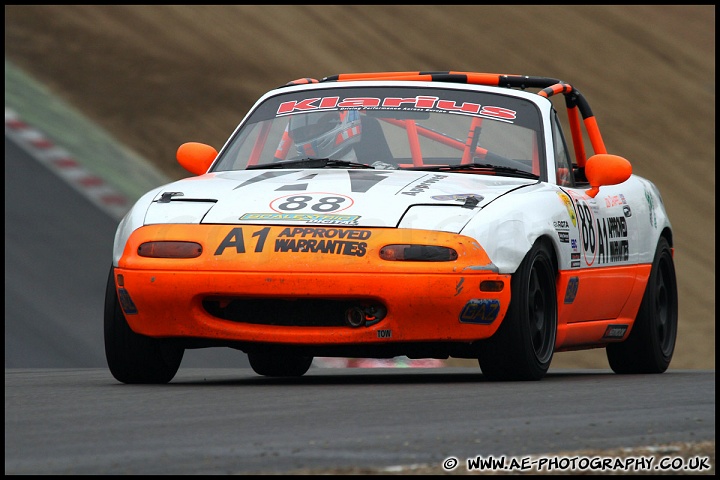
[144,169,535,230]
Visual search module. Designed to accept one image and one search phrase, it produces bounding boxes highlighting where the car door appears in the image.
[549,110,641,323]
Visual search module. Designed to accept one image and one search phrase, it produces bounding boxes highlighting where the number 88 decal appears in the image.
[570,194,597,266]
[270,193,354,213]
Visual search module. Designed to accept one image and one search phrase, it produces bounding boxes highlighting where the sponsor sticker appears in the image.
[214,226,370,257]
[556,191,577,227]
[564,277,579,304]
[459,299,500,325]
[118,288,138,315]
[603,324,628,339]
[240,212,360,225]
[276,96,518,122]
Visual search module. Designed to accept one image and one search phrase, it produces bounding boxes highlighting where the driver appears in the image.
[288,110,362,161]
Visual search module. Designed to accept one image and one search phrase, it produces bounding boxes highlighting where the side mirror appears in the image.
[584,154,632,198]
[176,142,218,175]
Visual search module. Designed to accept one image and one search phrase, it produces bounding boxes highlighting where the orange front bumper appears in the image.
[115,224,511,345]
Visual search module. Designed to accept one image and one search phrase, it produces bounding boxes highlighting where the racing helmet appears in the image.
[289,110,362,158]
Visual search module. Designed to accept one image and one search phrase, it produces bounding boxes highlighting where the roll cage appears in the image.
[284,71,607,174]
[179,71,631,198]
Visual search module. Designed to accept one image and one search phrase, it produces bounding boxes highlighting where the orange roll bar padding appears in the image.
[320,72,567,91]
[461,116,484,164]
[324,71,503,85]
[320,72,567,90]
[538,82,608,161]
[584,116,607,155]
[381,117,489,158]
[567,104,587,168]
[285,77,320,86]
[404,119,424,166]
[538,83,574,98]
[273,126,293,161]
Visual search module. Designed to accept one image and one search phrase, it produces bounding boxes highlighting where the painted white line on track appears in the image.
[5,106,131,221]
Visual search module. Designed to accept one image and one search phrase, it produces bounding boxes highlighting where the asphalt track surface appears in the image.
[4,133,716,474]
[5,368,715,475]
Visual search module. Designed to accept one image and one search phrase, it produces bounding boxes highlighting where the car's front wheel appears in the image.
[606,236,677,374]
[248,350,313,377]
[478,240,557,381]
[104,266,184,384]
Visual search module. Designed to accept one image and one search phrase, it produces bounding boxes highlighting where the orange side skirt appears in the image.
[555,264,651,350]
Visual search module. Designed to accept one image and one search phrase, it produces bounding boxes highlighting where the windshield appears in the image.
[211,86,545,178]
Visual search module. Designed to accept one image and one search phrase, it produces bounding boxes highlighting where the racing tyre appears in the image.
[104,266,184,384]
[249,351,313,377]
[607,237,677,374]
[478,240,557,381]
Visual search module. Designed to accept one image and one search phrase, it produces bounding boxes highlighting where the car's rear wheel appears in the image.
[248,350,313,377]
[478,240,557,381]
[104,266,184,384]
[606,236,677,374]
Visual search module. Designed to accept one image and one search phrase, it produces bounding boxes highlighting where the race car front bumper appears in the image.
[114,224,512,345]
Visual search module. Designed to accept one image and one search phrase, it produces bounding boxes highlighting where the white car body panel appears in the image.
[114,170,670,276]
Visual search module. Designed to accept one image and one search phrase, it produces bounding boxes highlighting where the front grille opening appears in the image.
[203,297,387,327]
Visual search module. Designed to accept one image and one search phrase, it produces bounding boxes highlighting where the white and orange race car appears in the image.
[105,71,677,383]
